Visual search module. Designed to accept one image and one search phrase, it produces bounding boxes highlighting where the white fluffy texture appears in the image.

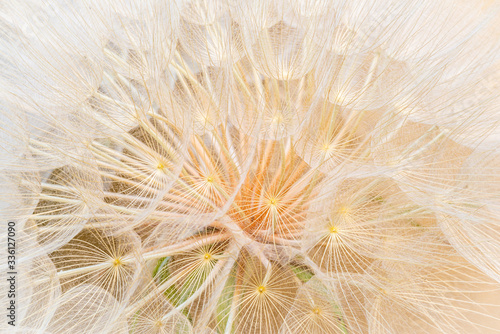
[0,102,30,165]
[18,254,61,329]
[0,1,105,111]
[96,0,182,80]
[47,284,125,333]
[437,150,500,283]
[0,0,499,333]
[0,170,40,231]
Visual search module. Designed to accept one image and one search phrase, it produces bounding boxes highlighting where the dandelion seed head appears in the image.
[2,0,500,333]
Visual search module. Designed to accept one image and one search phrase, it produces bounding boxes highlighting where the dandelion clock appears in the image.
[1,0,500,333]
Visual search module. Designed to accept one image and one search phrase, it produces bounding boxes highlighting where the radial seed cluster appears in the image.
[0,0,500,333]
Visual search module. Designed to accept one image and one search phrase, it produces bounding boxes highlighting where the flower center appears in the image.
[112,258,122,267]
[338,206,350,215]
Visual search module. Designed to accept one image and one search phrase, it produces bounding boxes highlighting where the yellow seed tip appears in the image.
[338,206,349,215]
